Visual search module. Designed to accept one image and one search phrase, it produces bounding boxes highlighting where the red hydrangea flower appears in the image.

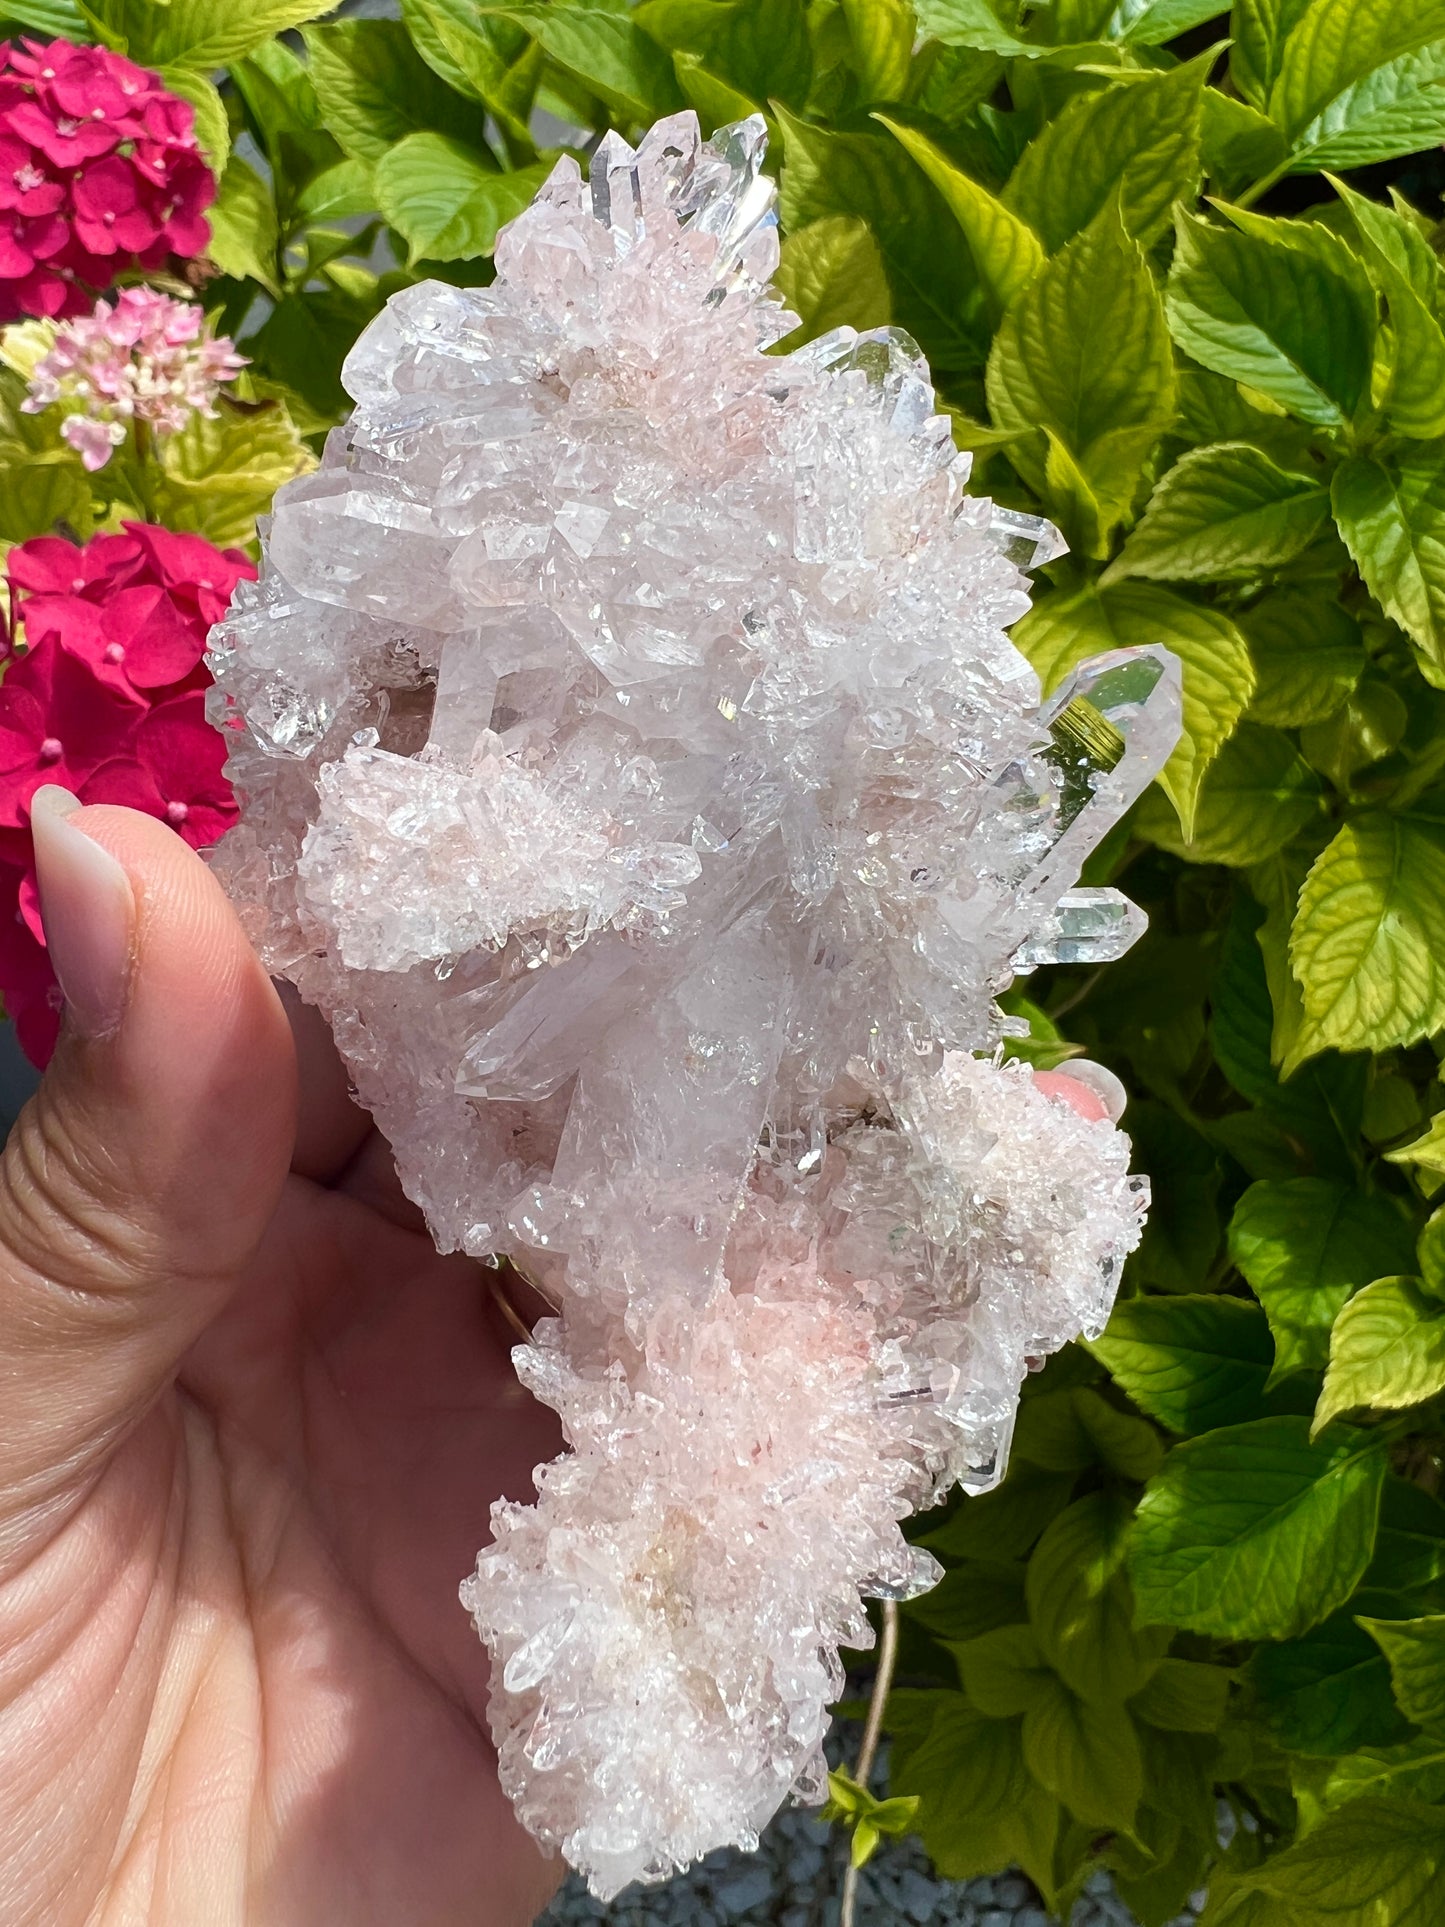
[0,524,253,1063]
[0,38,215,322]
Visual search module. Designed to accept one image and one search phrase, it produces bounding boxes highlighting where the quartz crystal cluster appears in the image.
[208,113,1180,1898]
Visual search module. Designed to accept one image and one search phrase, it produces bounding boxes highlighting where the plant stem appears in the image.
[839,1598,900,1927]
[1235,159,1291,210]
[1390,733,1445,811]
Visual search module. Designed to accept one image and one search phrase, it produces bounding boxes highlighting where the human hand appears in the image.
[0,793,563,1927]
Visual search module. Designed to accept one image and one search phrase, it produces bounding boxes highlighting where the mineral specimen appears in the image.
[208,111,1180,1898]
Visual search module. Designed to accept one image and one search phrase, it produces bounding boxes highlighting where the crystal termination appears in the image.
[208,113,1181,1898]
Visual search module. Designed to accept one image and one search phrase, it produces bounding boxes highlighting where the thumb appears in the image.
[0,787,296,1524]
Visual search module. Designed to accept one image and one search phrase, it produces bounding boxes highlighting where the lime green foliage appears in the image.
[14,0,1445,1915]
[821,1768,921,1868]
[653,0,1445,1916]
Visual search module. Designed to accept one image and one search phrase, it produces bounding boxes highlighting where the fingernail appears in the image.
[1036,1058,1128,1125]
[32,786,136,1042]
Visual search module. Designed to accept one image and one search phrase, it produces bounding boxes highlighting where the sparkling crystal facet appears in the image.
[209,114,1180,1899]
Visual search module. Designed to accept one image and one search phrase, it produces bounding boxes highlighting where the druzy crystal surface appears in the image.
[208,112,1181,1898]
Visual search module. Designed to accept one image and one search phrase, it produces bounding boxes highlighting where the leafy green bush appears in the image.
[9,0,1445,1918]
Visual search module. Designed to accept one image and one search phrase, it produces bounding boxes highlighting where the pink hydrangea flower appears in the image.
[0,38,215,322]
[23,286,246,469]
[0,525,252,1062]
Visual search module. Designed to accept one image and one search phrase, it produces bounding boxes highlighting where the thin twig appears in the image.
[486,1272,535,1345]
[839,1598,900,1927]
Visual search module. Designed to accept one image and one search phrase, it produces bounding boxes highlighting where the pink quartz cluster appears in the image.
[0,527,249,1060]
[0,38,214,323]
[23,285,246,469]
[469,1053,1145,1894]
[208,114,1180,1894]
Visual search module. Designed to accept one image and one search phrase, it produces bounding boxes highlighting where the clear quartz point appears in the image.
[987,503,1068,570]
[588,128,644,242]
[209,109,1175,1903]
[1020,644,1182,905]
[675,111,774,253]
[1013,887,1149,968]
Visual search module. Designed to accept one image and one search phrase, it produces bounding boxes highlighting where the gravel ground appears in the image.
[536,1734,1203,1927]
[535,1799,1202,1927]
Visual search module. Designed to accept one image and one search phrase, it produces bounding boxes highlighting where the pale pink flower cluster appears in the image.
[22,285,245,470]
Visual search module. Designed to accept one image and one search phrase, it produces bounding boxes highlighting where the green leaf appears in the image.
[1130,1657,1231,1733]
[1287,814,1445,1069]
[986,203,1174,551]
[1127,1416,1388,1640]
[1271,0,1445,174]
[1241,591,1364,728]
[1328,174,1443,302]
[374,136,548,265]
[159,67,231,174]
[1323,1736,1445,1809]
[227,39,339,209]
[878,118,1044,325]
[1332,445,1445,687]
[774,216,891,345]
[908,40,1005,127]
[1369,1477,1445,1596]
[1171,366,1307,455]
[401,0,490,99]
[402,0,543,147]
[1389,1110,1445,1181]
[0,448,92,547]
[1331,182,1445,441]
[1201,88,1288,196]
[246,290,365,423]
[1231,0,1315,108]
[1360,1613,1445,1732]
[635,0,812,108]
[1005,56,1211,252]
[91,0,340,69]
[951,1622,1054,1715]
[304,20,483,164]
[1090,1293,1275,1435]
[911,0,1040,55]
[490,3,685,120]
[1014,581,1254,834]
[294,158,379,223]
[205,155,281,298]
[906,1558,1030,1643]
[1165,208,1376,428]
[824,1768,919,1852]
[154,394,312,551]
[1316,1276,1445,1434]
[1211,888,1367,1168]
[840,0,914,98]
[1012,1385,1165,1482]
[1251,846,1313,1069]
[672,49,760,130]
[850,1818,879,1867]
[920,1463,1077,1563]
[1027,1492,1169,1704]
[1,0,85,32]
[1299,679,1409,789]
[887,1691,1062,1889]
[1228,1178,1416,1378]
[776,107,984,373]
[1104,0,1229,40]
[1022,1675,1144,1830]
[1135,724,1320,868]
[1251,1609,1417,1753]
[1230,1796,1445,1923]
[1111,442,1329,583]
